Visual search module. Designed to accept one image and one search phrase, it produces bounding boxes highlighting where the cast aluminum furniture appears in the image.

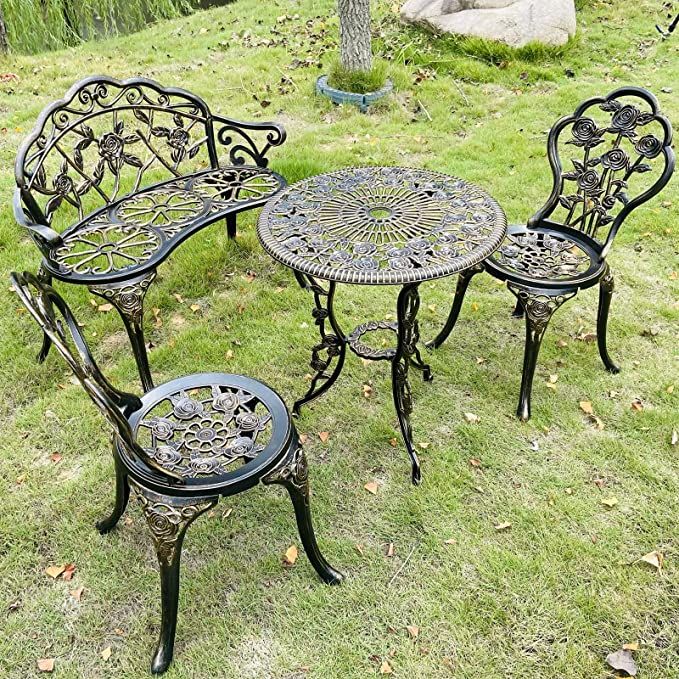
[11,271,342,675]
[14,75,287,392]
[257,166,507,484]
[428,87,675,421]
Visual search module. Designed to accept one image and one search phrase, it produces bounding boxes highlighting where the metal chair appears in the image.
[10,271,342,675]
[14,75,287,392]
[428,86,674,420]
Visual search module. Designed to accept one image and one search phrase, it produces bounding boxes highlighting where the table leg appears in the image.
[391,283,426,485]
[293,275,347,417]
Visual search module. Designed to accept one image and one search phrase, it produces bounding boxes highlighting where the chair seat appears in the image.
[484,224,605,289]
[120,372,293,495]
[45,166,285,285]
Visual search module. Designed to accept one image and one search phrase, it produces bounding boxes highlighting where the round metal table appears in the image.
[257,166,507,484]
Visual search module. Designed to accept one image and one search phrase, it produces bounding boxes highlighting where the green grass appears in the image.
[328,58,389,93]
[0,0,678,677]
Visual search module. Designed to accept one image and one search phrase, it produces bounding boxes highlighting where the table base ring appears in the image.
[347,321,397,361]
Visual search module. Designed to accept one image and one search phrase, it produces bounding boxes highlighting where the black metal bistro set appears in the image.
[11,76,674,673]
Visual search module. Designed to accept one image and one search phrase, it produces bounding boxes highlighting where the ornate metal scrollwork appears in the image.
[599,266,614,294]
[347,320,398,361]
[262,444,309,497]
[89,271,156,324]
[258,166,507,285]
[508,283,576,334]
[132,482,217,564]
[493,230,591,280]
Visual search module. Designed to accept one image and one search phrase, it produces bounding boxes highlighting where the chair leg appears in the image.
[508,284,576,422]
[89,271,157,392]
[36,264,53,363]
[511,298,524,318]
[426,264,483,349]
[132,483,217,675]
[226,213,237,239]
[263,442,343,585]
[597,267,620,374]
[96,451,130,534]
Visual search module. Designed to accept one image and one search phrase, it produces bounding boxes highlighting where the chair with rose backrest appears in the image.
[427,86,674,421]
[10,271,342,675]
[14,75,288,392]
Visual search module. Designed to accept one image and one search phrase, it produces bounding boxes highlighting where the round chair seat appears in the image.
[119,372,292,495]
[485,224,605,289]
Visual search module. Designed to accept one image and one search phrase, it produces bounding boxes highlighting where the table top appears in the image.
[257,166,507,286]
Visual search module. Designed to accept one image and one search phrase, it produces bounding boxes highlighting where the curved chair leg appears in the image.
[511,298,524,318]
[294,270,309,290]
[96,452,130,534]
[597,267,620,374]
[36,264,53,363]
[90,271,157,392]
[426,264,483,349]
[133,483,217,675]
[508,284,576,422]
[226,213,237,239]
[263,443,343,585]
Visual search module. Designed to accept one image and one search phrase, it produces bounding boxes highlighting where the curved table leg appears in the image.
[392,283,426,485]
[293,275,347,417]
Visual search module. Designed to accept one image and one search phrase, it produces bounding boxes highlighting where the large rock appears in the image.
[401,0,576,47]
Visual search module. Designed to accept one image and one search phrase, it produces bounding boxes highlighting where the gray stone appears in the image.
[401,0,576,47]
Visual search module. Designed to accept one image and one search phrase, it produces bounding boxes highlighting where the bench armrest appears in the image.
[211,114,286,168]
[14,190,63,255]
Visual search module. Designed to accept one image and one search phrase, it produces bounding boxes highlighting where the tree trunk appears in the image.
[0,5,9,53]
[337,0,372,72]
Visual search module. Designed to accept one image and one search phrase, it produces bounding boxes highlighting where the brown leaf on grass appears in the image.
[469,458,482,468]
[606,649,637,676]
[354,543,364,556]
[45,565,65,579]
[576,331,597,342]
[283,545,298,565]
[189,303,201,313]
[444,538,457,545]
[70,586,84,601]
[172,293,184,304]
[380,660,393,674]
[364,481,379,495]
[62,563,76,581]
[475,356,486,364]
[639,550,663,572]
[601,497,618,508]
[494,521,512,532]
[579,401,594,415]
[385,543,395,557]
[623,642,640,651]
[388,438,398,448]
[470,302,479,312]
[49,452,62,463]
[667,385,674,394]
[556,339,568,348]
[630,399,644,411]
[464,412,480,424]
[418,441,430,450]
[37,658,55,672]
[362,383,373,398]
[318,431,330,443]
[589,415,605,430]
[671,430,678,446]
[101,646,112,661]
[299,433,308,444]
[152,307,162,328]
[97,303,113,313]
[406,625,420,639]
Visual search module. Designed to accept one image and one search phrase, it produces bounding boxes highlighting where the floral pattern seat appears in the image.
[48,165,284,281]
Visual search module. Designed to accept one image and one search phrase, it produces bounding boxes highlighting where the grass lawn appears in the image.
[0,1,677,677]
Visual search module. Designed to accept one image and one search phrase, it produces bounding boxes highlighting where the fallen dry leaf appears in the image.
[101,646,112,661]
[640,550,663,572]
[444,538,457,545]
[388,438,398,447]
[470,302,479,312]
[666,385,674,394]
[172,293,184,303]
[630,399,644,412]
[97,303,113,313]
[362,384,373,398]
[318,431,330,443]
[671,430,678,446]
[364,481,379,495]
[283,545,298,565]
[299,433,308,444]
[464,412,480,424]
[189,303,201,313]
[469,458,482,468]
[601,497,618,508]
[556,339,568,348]
[579,401,594,415]
[62,563,76,581]
[45,565,65,579]
[475,356,486,364]
[37,658,55,673]
[623,642,640,651]
[418,441,430,450]
[386,543,394,557]
[606,649,637,676]
[354,543,364,556]
[406,625,420,639]
[70,586,84,601]
[380,660,393,674]
[49,452,62,463]
[494,521,512,532]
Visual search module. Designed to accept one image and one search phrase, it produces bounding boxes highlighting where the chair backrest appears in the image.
[529,86,674,257]
[10,271,181,482]
[15,75,218,232]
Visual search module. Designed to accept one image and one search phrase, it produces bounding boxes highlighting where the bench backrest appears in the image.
[15,75,218,231]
